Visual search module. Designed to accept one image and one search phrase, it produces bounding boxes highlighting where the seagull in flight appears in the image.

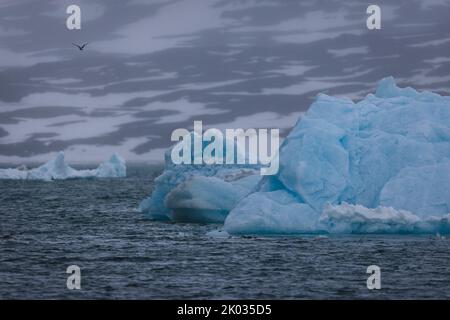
[72,43,88,51]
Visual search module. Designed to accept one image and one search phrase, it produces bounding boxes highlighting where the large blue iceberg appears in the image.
[141,77,450,234]
[0,152,126,181]
[224,77,450,234]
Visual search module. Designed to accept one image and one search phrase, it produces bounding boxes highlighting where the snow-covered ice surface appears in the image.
[224,77,450,234]
[0,152,126,181]
[319,203,450,234]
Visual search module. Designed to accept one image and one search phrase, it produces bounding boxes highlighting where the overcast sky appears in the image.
[1,0,450,164]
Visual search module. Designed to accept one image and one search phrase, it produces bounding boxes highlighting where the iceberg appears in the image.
[139,132,261,222]
[0,168,28,180]
[223,77,450,234]
[95,153,127,178]
[0,152,126,181]
[165,174,261,223]
[223,190,320,235]
[139,77,449,234]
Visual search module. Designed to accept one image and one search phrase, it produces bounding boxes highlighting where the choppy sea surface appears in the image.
[1,165,449,299]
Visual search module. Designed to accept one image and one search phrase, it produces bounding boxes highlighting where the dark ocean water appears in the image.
[0,165,449,299]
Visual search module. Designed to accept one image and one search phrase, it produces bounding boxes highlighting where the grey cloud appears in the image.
[0,0,450,162]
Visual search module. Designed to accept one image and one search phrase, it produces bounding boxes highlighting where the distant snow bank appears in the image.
[0,152,126,181]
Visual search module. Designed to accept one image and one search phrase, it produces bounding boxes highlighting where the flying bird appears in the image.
[72,43,88,51]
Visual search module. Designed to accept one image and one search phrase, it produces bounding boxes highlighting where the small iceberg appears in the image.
[0,152,126,181]
[206,229,231,238]
[139,132,261,222]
